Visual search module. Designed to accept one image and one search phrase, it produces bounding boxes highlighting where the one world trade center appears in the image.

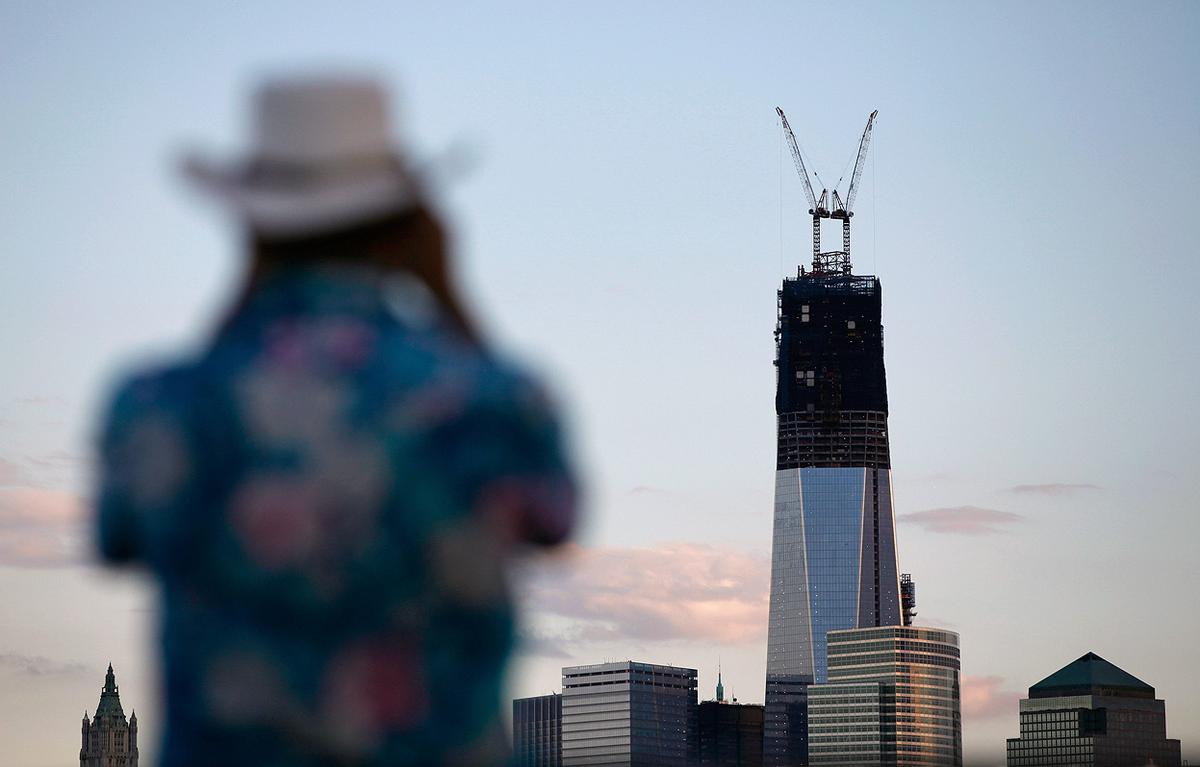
[765,108,901,766]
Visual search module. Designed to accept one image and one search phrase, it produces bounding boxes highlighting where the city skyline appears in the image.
[1,4,1198,766]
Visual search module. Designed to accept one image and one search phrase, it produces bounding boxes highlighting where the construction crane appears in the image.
[776,107,877,275]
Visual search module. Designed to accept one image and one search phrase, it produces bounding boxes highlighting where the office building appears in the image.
[81,664,139,767]
[807,627,961,766]
[699,700,764,767]
[514,693,562,767]
[766,108,897,767]
[1005,652,1181,767]
[561,661,697,767]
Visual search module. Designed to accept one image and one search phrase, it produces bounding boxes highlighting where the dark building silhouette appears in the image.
[1005,652,1181,766]
[81,664,138,767]
[514,693,562,767]
[698,701,764,767]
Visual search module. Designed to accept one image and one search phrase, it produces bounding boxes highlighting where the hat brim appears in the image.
[182,152,425,240]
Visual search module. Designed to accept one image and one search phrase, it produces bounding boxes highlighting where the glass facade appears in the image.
[561,662,697,767]
[514,693,562,767]
[809,627,962,767]
[1005,678,1182,767]
[801,467,866,679]
[766,468,901,685]
[1005,697,1182,767]
[807,683,887,766]
[766,269,902,766]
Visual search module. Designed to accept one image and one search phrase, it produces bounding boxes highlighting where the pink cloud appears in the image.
[520,542,769,645]
[899,506,1024,535]
[0,487,86,567]
[961,674,1022,720]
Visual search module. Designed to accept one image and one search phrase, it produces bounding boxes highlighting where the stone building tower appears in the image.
[81,664,138,767]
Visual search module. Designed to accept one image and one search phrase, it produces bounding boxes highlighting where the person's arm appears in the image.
[454,371,579,547]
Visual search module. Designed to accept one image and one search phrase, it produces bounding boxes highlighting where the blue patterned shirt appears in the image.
[95,267,577,767]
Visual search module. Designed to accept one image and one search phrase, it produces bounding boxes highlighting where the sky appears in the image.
[1,3,1198,765]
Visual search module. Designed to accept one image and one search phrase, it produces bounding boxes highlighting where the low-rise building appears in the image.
[561,661,697,767]
[1005,652,1181,767]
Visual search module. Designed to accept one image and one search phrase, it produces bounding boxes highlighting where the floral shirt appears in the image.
[95,267,577,767]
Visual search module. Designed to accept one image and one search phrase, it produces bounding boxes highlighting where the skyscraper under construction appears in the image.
[764,109,900,766]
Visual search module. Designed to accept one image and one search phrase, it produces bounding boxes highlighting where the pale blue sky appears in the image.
[1,3,1197,765]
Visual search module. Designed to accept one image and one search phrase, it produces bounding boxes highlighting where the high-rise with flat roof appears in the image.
[807,626,962,766]
[561,661,697,767]
[764,269,902,766]
[1005,652,1181,767]
[514,693,562,767]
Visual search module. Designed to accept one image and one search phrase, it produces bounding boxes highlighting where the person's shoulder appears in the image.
[464,349,563,427]
[99,357,202,424]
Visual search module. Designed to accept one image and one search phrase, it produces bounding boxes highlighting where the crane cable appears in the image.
[779,117,784,279]
[872,123,877,275]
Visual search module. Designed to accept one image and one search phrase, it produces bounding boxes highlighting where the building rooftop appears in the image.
[562,660,697,675]
[1029,652,1155,699]
[781,272,880,297]
[93,663,126,720]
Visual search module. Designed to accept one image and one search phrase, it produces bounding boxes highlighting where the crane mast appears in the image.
[776,106,877,275]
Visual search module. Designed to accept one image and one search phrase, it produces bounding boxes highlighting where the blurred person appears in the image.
[93,75,577,767]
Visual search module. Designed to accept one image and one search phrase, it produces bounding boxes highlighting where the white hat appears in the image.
[184,75,425,240]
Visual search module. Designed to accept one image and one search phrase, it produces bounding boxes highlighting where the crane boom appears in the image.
[776,106,818,212]
[844,109,878,215]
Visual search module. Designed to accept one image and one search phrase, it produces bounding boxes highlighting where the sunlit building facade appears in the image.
[765,272,902,766]
[808,626,962,766]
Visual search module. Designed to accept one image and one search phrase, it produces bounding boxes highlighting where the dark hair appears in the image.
[239,205,480,345]
[252,209,419,266]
